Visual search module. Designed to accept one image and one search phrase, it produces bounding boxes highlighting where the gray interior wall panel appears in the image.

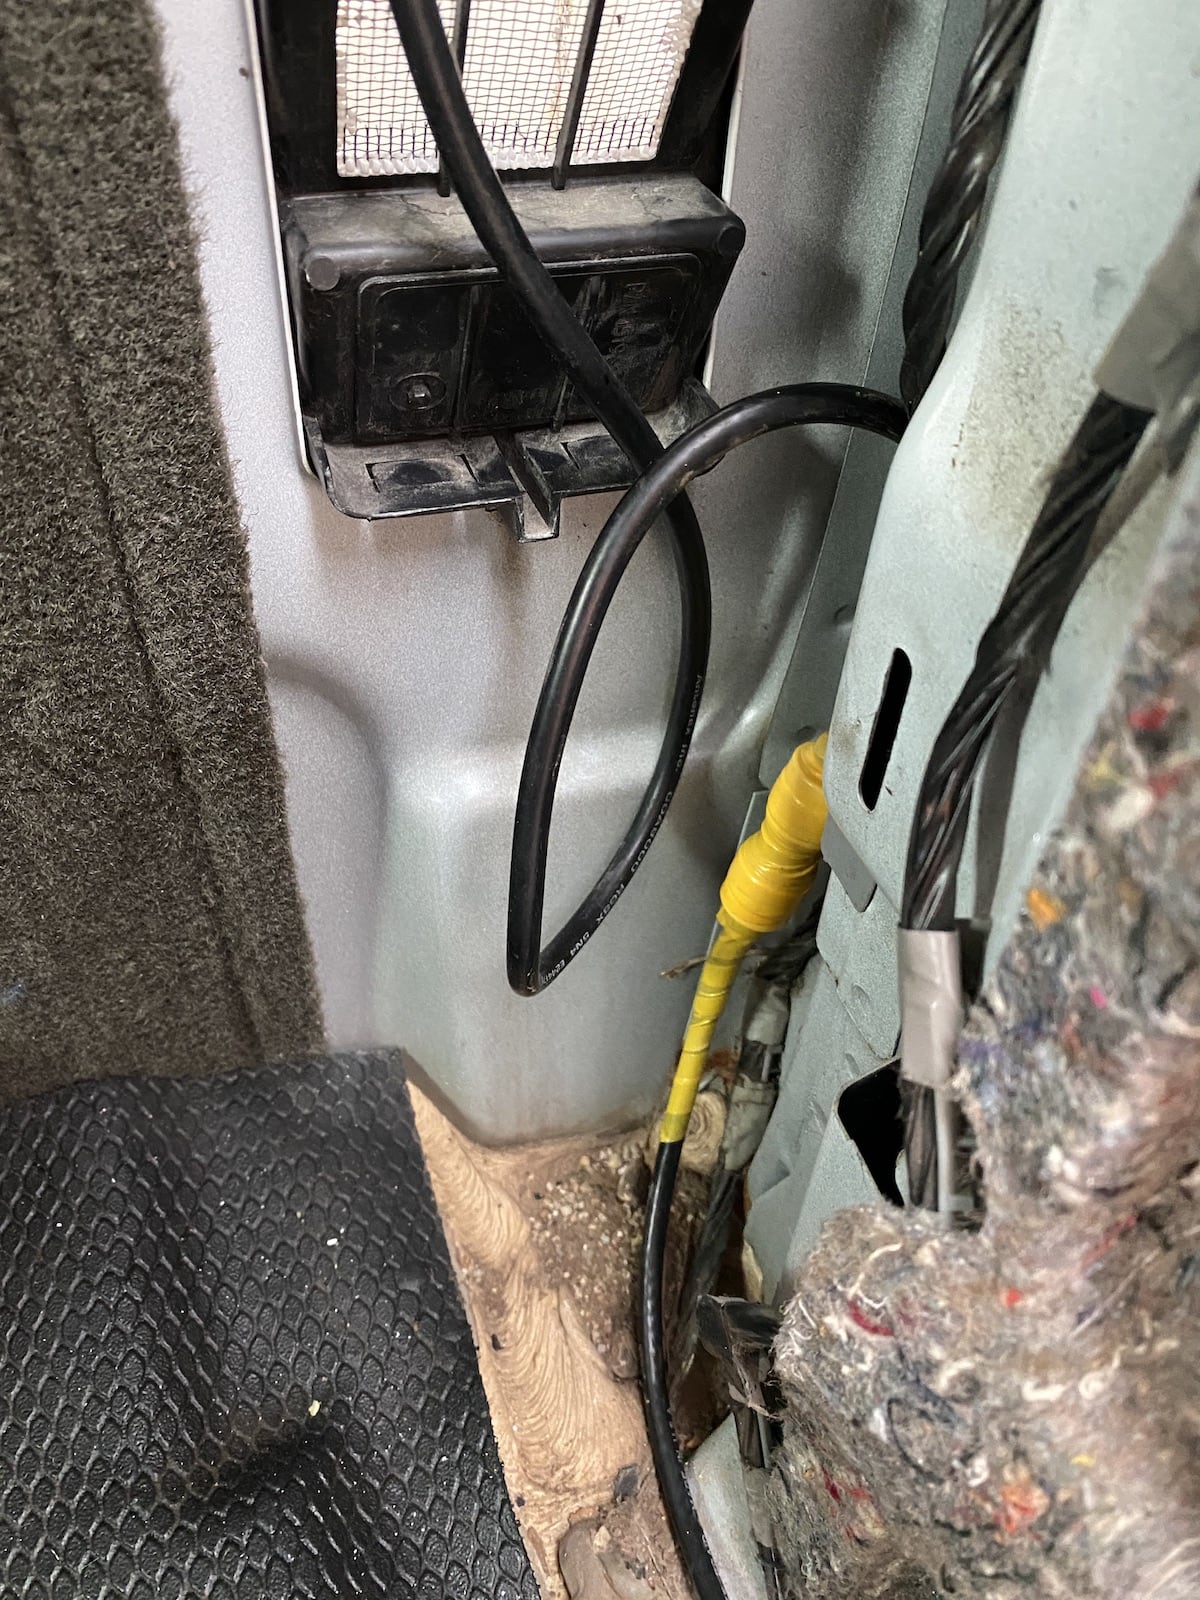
[751,0,1200,1296]
[747,960,888,1302]
[760,0,985,784]
[824,0,1200,955]
[157,0,952,1142]
[814,877,901,1060]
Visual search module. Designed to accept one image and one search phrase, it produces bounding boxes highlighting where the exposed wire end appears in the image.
[933,1085,958,1215]
[899,0,1042,412]
[694,1297,789,1600]
[903,1086,960,1214]
[752,894,823,990]
[671,1167,740,1378]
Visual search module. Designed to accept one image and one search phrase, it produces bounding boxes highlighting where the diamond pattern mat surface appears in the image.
[0,1050,539,1600]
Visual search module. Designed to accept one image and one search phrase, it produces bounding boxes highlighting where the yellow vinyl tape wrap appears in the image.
[659,734,828,1145]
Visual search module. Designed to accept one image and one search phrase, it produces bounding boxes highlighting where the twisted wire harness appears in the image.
[899,0,1042,409]
[898,394,1151,1208]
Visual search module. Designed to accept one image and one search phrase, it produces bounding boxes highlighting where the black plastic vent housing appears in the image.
[285,177,744,447]
[255,0,755,535]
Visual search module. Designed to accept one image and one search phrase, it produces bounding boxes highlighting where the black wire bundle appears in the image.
[895,0,1046,1210]
[901,394,1151,934]
[899,394,1151,1207]
[382,10,780,1598]
[899,0,1042,410]
[509,385,905,995]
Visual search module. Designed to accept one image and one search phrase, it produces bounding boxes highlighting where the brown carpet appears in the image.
[0,0,322,1097]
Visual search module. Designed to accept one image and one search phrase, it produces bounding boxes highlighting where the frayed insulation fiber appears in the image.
[773,453,1200,1599]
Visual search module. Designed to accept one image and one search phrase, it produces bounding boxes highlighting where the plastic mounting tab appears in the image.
[304,379,716,540]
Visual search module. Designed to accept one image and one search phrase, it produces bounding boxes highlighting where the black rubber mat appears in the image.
[0,1051,539,1600]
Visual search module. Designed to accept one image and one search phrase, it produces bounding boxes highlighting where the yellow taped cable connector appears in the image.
[659,734,828,1145]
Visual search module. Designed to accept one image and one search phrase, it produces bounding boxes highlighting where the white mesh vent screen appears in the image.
[336,0,703,179]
